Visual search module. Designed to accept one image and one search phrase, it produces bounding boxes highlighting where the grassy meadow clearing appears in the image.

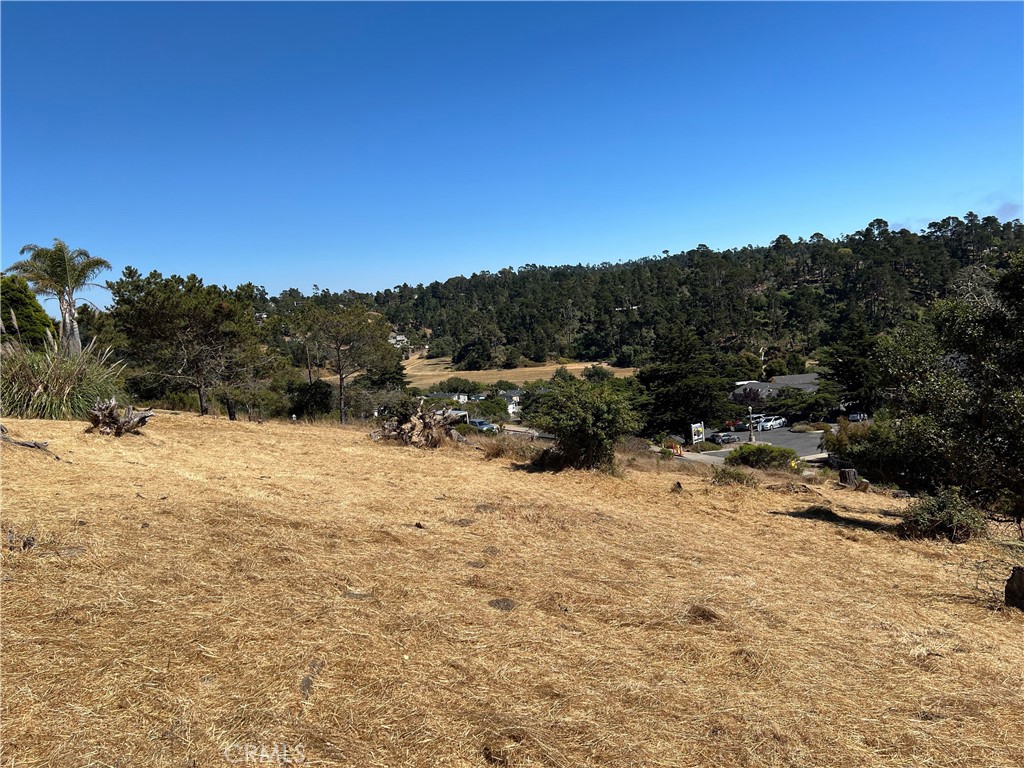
[400,356,635,390]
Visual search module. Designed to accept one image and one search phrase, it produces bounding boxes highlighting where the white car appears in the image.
[758,416,787,431]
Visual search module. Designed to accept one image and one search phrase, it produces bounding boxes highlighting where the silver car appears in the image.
[758,416,787,431]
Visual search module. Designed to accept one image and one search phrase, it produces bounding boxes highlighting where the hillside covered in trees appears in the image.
[361,213,1023,370]
[3,212,1013,421]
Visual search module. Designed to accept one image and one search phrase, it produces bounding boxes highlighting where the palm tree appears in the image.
[4,238,111,355]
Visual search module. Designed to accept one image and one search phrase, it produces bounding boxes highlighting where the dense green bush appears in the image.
[896,488,986,543]
[0,335,124,419]
[0,275,56,347]
[526,377,640,470]
[724,443,800,472]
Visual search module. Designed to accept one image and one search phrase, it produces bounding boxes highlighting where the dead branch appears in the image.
[0,423,59,460]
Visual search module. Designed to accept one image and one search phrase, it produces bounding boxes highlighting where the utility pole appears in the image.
[748,405,755,443]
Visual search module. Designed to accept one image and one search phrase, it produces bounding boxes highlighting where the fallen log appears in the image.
[370,406,467,448]
[86,397,155,436]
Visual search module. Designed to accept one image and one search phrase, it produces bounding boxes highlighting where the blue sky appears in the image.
[3,1,1022,312]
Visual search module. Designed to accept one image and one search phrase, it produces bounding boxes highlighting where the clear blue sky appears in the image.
[3,1,1022,312]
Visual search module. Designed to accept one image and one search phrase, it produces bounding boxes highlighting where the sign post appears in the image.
[691,422,705,445]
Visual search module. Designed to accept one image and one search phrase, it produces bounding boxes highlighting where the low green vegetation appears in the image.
[725,443,800,472]
[896,489,987,543]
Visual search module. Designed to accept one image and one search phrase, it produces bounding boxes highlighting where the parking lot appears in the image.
[704,426,828,460]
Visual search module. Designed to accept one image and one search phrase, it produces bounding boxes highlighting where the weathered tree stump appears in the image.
[1005,567,1024,611]
[839,468,859,488]
[86,398,155,436]
[370,405,466,448]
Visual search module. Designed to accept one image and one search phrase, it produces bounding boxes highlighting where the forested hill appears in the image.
[351,213,1022,369]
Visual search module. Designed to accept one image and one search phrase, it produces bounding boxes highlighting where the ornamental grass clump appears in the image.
[0,333,124,420]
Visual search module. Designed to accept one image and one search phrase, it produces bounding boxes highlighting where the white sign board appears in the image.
[691,422,705,444]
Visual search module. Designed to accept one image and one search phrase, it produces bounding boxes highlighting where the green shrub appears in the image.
[526,377,640,470]
[711,466,760,487]
[724,443,800,472]
[0,334,124,420]
[896,488,986,543]
[690,440,717,453]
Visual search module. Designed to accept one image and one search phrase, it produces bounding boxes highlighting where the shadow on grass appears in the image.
[509,461,562,474]
[770,504,898,533]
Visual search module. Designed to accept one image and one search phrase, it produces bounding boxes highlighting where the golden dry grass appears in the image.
[1,414,1022,767]
[402,357,635,390]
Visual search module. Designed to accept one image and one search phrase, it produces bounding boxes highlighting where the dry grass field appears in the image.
[402,357,635,390]
[2,414,1022,768]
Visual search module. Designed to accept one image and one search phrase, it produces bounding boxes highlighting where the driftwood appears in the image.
[370,406,467,448]
[86,398,155,436]
[0,423,59,459]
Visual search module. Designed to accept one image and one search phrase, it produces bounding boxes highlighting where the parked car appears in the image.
[847,412,869,423]
[468,418,498,433]
[732,414,765,431]
[710,432,741,445]
[758,416,787,431]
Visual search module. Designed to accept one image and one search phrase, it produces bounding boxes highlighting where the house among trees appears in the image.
[424,391,469,405]
[498,389,525,419]
[732,373,819,402]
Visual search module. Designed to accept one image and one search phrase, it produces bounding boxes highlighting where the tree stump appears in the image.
[86,398,155,436]
[839,468,859,488]
[370,406,466,448]
[1005,567,1024,611]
